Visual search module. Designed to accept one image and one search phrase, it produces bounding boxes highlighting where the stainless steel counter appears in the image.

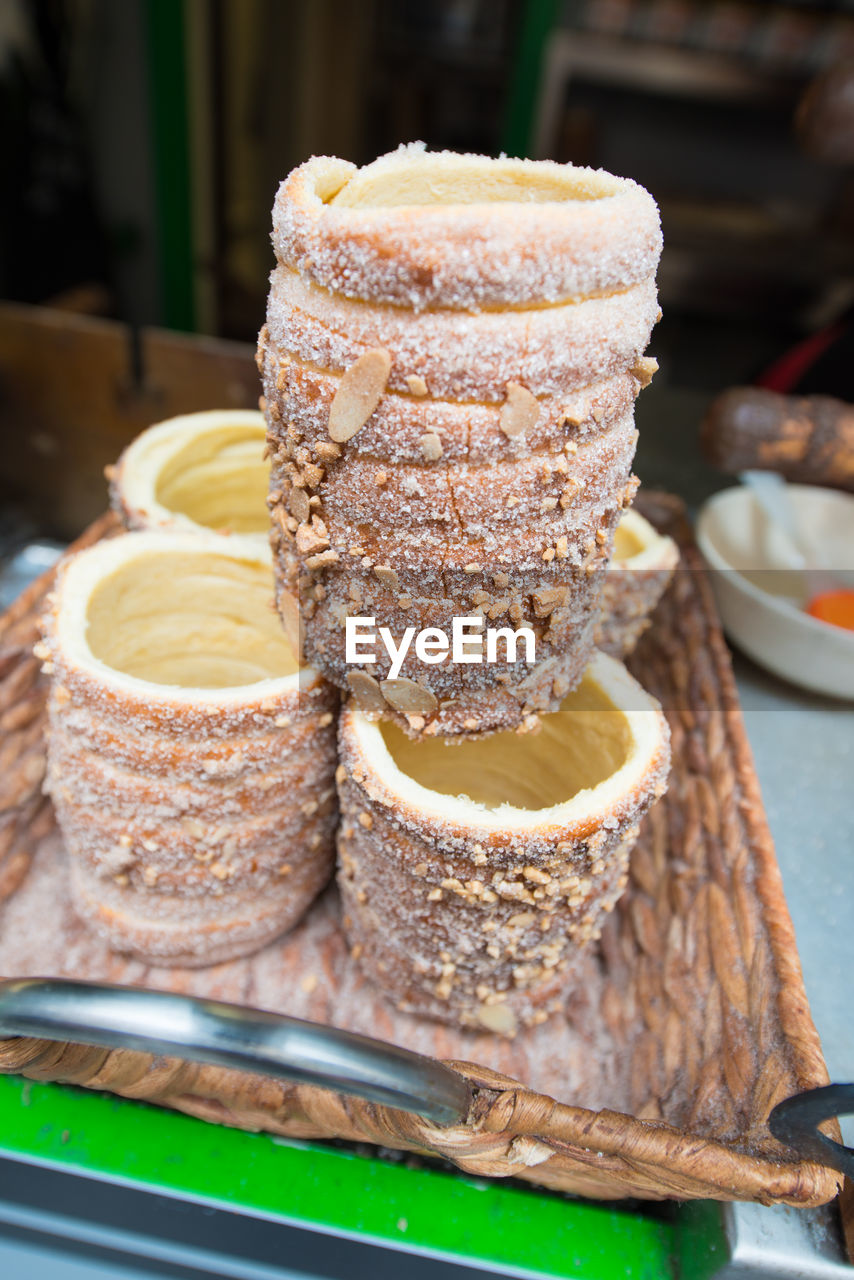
[718,654,854,1278]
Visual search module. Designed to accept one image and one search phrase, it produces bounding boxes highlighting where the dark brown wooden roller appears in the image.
[701,387,854,492]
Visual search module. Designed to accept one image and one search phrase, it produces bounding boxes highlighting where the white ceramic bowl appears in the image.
[696,484,854,699]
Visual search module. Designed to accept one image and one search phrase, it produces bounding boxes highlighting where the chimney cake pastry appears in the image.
[38,532,338,966]
[596,510,679,657]
[260,144,662,737]
[336,650,670,1033]
[109,409,268,540]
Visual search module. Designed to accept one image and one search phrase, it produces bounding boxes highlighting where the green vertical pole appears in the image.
[145,0,196,332]
[502,0,560,158]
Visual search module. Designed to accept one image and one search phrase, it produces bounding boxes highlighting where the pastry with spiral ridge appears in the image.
[596,509,679,658]
[38,531,338,966]
[109,409,269,539]
[336,649,670,1032]
[273,144,662,311]
[261,145,662,736]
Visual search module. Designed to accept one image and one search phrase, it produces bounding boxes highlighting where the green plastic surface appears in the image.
[0,1072,710,1278]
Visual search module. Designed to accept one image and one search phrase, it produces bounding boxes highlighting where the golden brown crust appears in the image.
[260,149,662,736]
[109,410,269,537]
[273,147,662,311]
[596,511,680,657]
[266,266,660,403]
[336,653,671,1030]
[39,532,339,965]
[261,325,641,735]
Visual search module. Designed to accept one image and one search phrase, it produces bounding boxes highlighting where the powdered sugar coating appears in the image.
[336,650,670,1030]
[266,266,659,401]
[262,324,639,731]
[261,146,662,735]
[40,532,339,966]
[259,335,646,463]
[273,146,662,311]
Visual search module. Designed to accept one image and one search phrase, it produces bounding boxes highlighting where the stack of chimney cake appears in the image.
[258,144,663,739]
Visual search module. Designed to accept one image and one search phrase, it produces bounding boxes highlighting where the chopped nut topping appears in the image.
[476,1003,517,1036]
[532,587,566,617]
[295,516,329,556]
[406,373,428,396]
[559,478,585,510]
[315,440,341,462]
[374,564,399,591]
[419,432,443,461]
[304,549,339,570]
[500,382,539,438]
[631,355,658,388]
[508,912,537,928]
[328,348,391,442]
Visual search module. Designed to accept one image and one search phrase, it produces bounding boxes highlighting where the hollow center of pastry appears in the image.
[85,552,298,687]
[154,424,268,534]
[379,675,632,810]
[613,522,645,562]
[329,156,619,208]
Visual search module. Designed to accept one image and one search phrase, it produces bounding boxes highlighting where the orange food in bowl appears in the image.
[806,589,854,632]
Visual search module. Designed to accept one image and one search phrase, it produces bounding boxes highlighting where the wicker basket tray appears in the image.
[0,498,839,1206]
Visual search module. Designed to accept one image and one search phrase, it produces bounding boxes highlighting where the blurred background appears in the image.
[1,0,854,540]
[1,8,854,1277]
